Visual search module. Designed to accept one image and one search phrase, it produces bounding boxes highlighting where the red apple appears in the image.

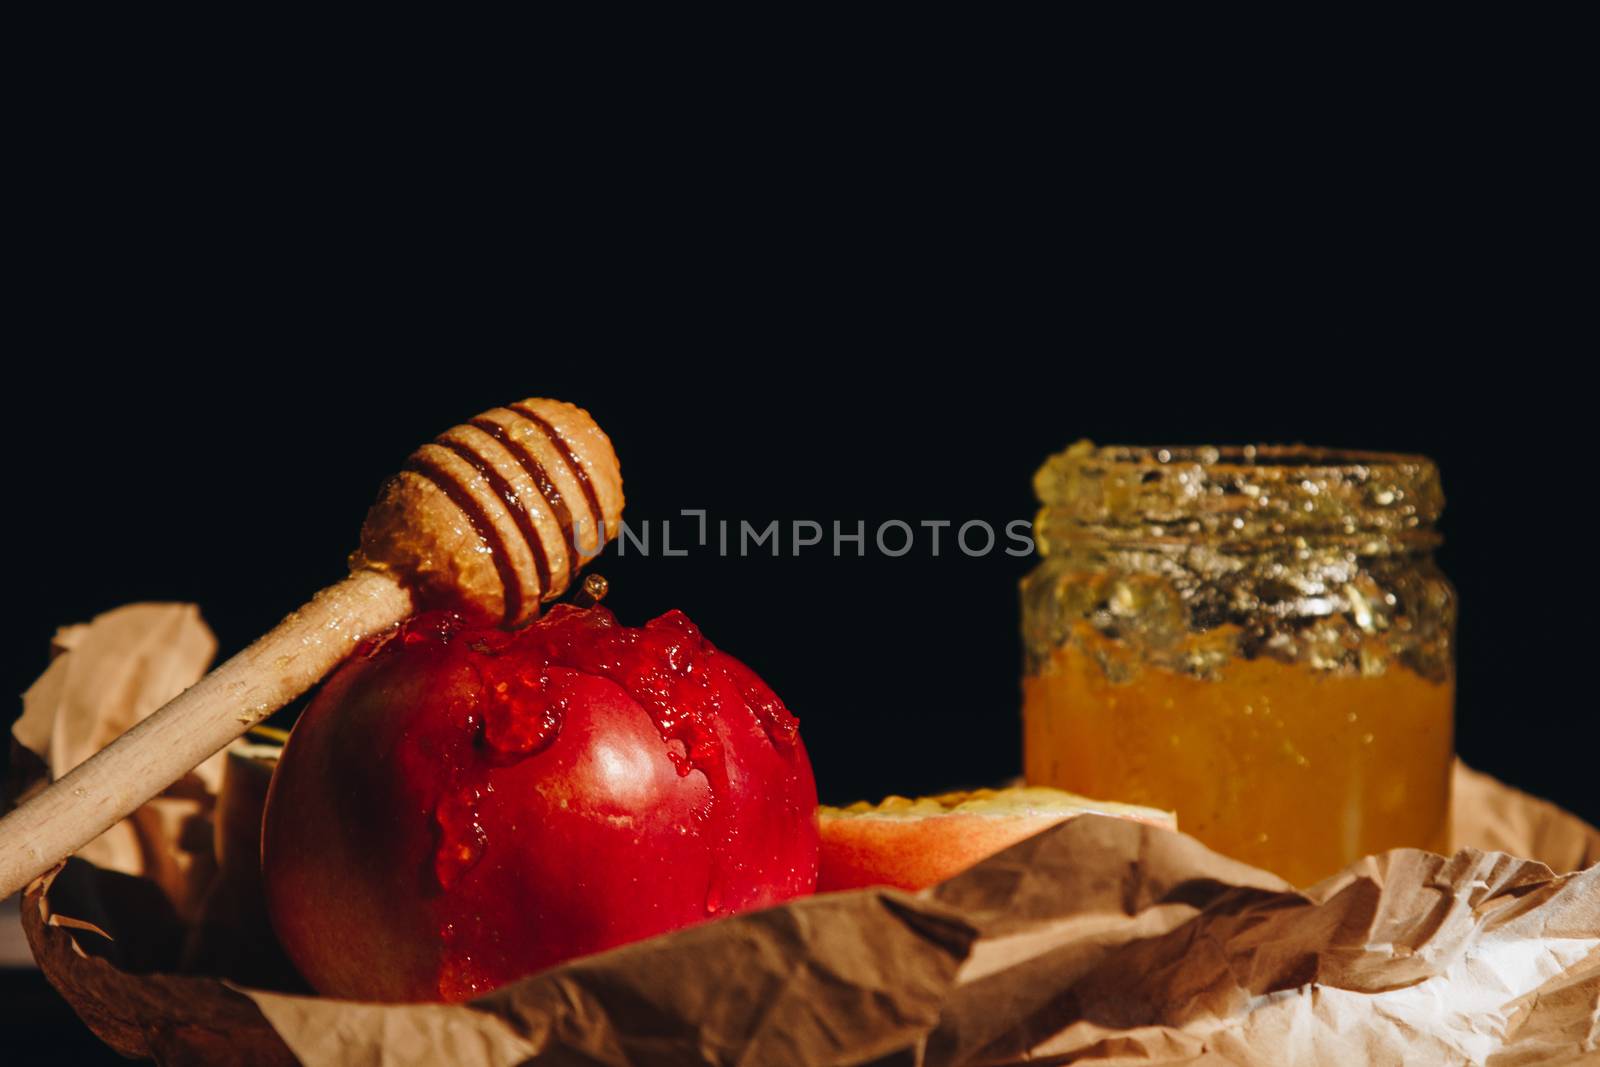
[261,605,818,1002]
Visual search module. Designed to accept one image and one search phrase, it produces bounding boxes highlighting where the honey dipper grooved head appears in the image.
[354,398,623,626]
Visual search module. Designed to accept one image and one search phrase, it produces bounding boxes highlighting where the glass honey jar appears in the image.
[1021,443,1455,886]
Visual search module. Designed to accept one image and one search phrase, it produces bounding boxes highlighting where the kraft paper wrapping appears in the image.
[11,605,1600,1065]
[11,604,220,918]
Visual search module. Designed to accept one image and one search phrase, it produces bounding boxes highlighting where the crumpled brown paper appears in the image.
[13,605,1600,1066]
[12,604,219,918]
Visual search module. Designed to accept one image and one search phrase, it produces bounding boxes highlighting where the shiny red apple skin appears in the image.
[261,607,818,1002]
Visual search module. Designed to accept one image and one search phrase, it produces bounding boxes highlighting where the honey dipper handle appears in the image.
[0,569,412,899]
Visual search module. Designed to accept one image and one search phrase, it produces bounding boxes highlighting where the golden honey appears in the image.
[1021,444,1455,887]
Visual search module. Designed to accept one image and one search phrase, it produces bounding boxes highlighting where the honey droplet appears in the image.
[482,669,568,756]
[434,783,491,889]
[574,572,610,607]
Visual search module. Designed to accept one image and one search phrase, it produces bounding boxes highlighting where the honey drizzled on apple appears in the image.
[351,598,804,999]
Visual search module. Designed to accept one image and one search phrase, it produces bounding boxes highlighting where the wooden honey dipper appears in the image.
[0,398,623,898]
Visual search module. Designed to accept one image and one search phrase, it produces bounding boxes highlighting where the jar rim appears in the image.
[1033,440,1444,551]
[1086,443,1437,474]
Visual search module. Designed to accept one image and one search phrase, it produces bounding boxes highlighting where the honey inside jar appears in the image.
[1021,444,1455,887]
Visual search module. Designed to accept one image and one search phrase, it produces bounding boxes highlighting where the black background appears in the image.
[3,66,1592,1063]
